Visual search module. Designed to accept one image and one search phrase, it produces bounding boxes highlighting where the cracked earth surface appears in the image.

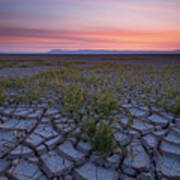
[0,103,180,180]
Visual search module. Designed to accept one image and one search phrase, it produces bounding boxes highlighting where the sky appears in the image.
[0,0,180,52]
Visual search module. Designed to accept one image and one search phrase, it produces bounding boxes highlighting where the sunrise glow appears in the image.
[0,0,180,52]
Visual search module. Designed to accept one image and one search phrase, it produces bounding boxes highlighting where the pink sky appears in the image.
[0,0,180,52]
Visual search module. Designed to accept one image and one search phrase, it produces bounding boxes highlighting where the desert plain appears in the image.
[0,54,180,180]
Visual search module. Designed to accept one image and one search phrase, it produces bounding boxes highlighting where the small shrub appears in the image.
[11,94,29,104]
[92,90,119,116]
[15,78,31,88]
[0,89,5,105]
[18,64,30,68]
[90,122,115,154]
[174,98,180,115]
[0,77,14,88]
[81,116,97,136]
[61,85,86,118]
[11,89,41,104]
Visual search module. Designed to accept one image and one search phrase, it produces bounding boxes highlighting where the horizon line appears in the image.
[1,49,180,55]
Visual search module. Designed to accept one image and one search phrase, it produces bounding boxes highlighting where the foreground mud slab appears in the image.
[0,103,180,180]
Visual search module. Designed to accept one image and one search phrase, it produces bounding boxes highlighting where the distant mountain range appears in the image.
[0,49,180,54]
[48,49,180,54]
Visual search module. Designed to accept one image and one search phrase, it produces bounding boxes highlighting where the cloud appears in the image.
[0,26,179,51]
[0,25,179,39]
[0,0,179,51]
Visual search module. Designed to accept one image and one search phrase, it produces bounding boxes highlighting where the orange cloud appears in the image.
[0,26,180,51]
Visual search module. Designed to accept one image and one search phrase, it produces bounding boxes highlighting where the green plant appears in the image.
[15,78,31,88]
[81,116,97,136]
[11,88,41,104]
[90,122,115,154]
[92,90,119,116]
[171,98,180,115]
[61,84,86,118]
[18,64,30,68]
[0,89,5,105]
[0,76,19,89]
[11,94,29,104]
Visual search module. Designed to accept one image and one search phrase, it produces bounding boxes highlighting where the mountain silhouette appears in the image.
[48,49,180,54]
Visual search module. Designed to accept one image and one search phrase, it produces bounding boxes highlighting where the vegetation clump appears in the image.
[81,116,115,154]
[90,122,115,154]
[91,90,119,117]
[61,84,87,118]
[0,89,5,105]
[0,60,180,154]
